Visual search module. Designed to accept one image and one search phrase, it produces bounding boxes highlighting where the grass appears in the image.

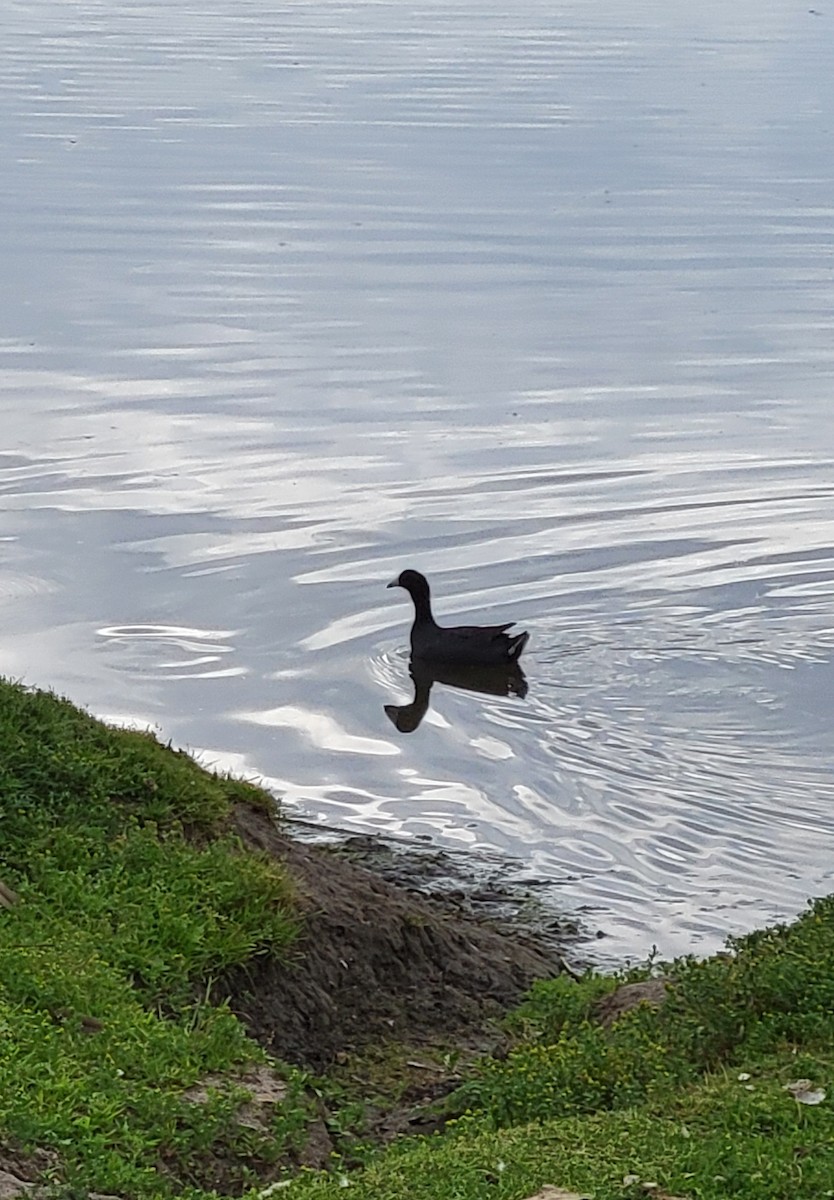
[0,677,306,1197]
[283,1068,834,1199]
[453,897,834,1127]
[283,898,834,1200]
[2,675,834,1200]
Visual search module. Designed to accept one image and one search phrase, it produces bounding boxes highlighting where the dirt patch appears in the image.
[222,804,572,1070]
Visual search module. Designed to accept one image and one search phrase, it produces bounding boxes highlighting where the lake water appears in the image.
[2,0,834,962]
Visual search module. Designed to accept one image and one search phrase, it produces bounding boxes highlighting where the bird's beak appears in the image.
[386,579,399,589]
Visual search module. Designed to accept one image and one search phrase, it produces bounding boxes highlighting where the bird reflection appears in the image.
[384,657,528,734]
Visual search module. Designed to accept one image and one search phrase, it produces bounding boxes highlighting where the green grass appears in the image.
[0,677,305,1197]
[457,896,834,1128]
[282,1062,834,1200]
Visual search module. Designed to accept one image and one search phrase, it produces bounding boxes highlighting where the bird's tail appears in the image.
[507,630,529,661]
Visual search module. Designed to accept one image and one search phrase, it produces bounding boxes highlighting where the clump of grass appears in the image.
[666,898,834,1061]
[503,969,621,1039]
[0,678,304,1197]
[21,822,296,1005]
[0,678,250,842]
[0,679,298,996]
[454,894,834,1128]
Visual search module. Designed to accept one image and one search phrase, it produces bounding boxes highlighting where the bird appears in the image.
[387,569,529,666]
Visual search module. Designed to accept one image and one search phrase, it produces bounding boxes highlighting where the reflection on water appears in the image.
[2,0,834,962]
[385,658,528,734]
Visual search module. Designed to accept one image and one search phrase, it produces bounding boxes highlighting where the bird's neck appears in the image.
[411,590,436,625]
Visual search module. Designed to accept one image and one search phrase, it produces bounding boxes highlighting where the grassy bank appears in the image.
[0,678,304,1196]
[1,677,833,1199]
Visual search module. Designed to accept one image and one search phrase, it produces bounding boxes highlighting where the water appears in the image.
[2,0,834,962]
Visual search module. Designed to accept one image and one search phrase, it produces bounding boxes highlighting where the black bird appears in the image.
[387,569,529,666]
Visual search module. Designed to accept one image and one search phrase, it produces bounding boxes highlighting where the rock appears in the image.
[593,979,669,1027]
[0,1169,33,1199]
[296,1116,333,1169]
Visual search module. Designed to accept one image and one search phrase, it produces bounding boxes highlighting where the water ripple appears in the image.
[97,624,242,680]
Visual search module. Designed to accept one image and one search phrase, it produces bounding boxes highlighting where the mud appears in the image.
[223,804,581,1069]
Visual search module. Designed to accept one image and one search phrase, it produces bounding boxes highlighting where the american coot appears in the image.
[385,657,528,733]
[387,569,530,666]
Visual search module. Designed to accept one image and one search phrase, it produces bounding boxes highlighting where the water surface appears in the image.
[2,0,834,961]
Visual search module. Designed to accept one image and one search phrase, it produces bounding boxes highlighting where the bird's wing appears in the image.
[444,621,515,642]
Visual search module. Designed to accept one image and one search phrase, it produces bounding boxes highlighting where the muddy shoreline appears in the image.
[222,803,587,1070]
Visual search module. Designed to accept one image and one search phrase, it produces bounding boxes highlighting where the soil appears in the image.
[223,803,577,1070]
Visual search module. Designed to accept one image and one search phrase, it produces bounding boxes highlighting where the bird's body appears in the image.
[387,569,529,666]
